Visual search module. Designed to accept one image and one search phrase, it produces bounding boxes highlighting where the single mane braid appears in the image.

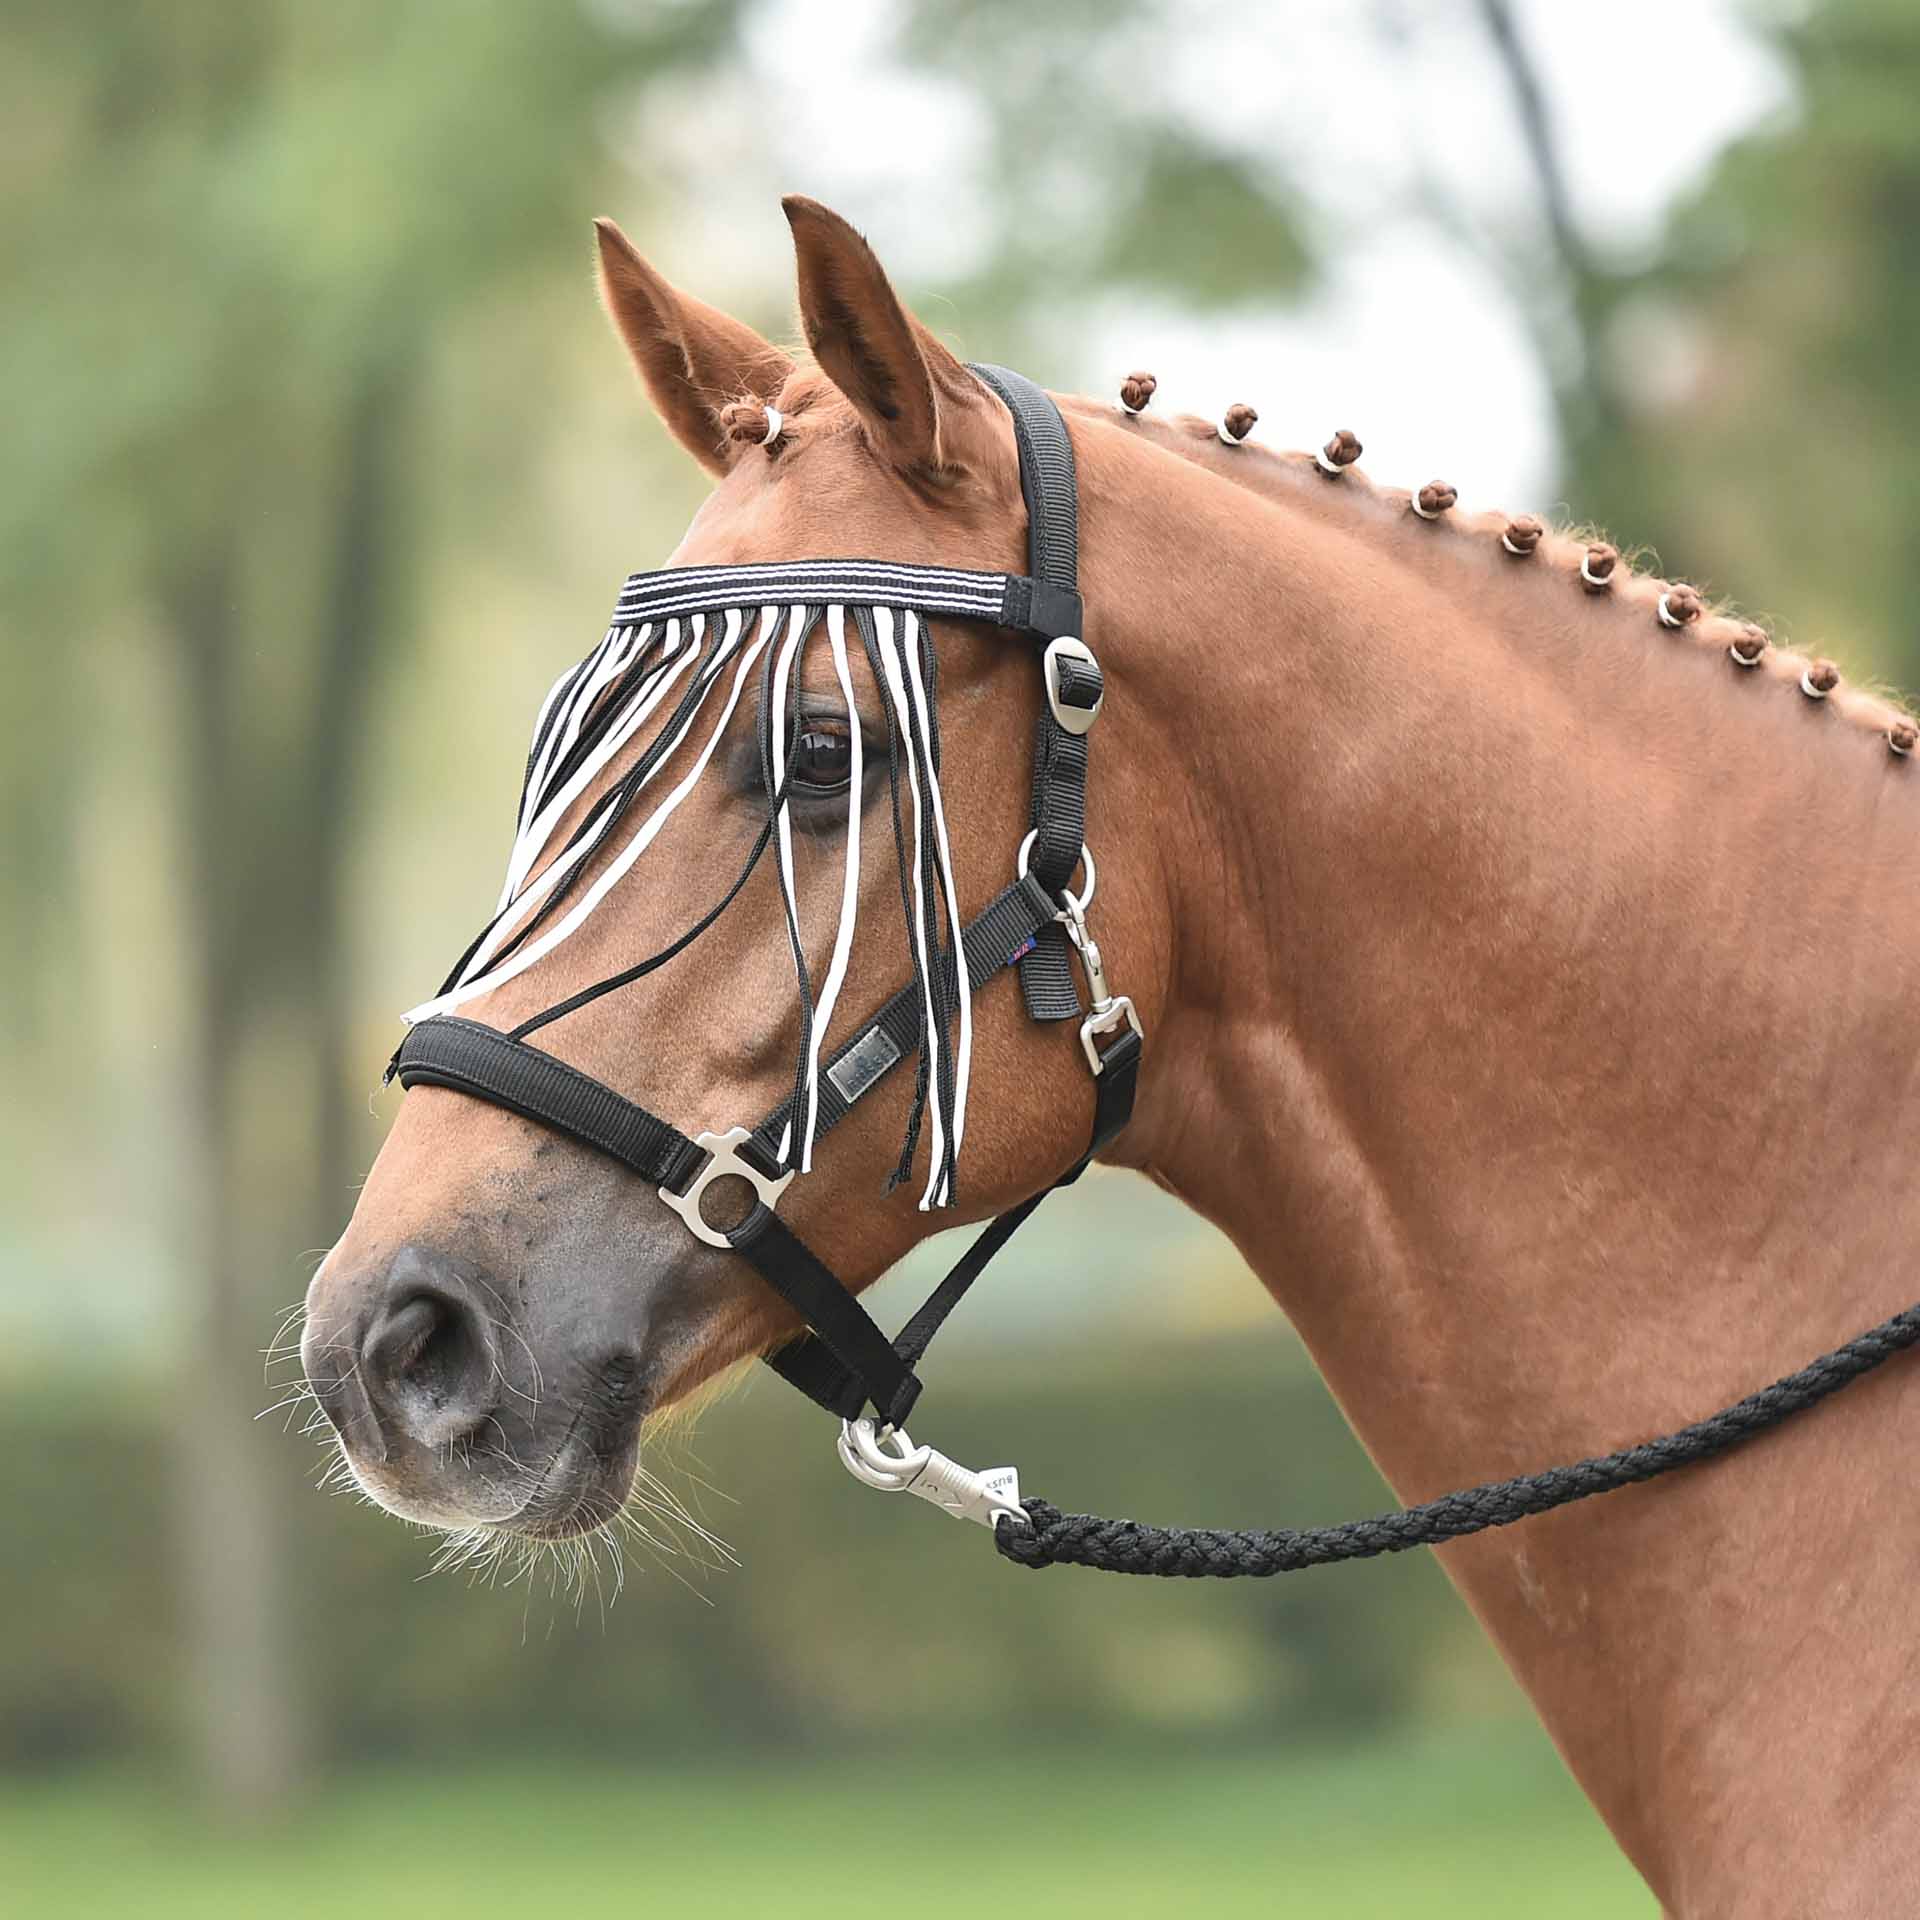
[1317,428,1362,476]
[1501,515,1544,557]
[1217,401,1257,445]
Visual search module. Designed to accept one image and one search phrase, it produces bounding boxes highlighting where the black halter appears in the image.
[391,365,1142,1440]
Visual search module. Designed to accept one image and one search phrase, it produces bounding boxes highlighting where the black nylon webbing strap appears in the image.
[761,1023,1144,1423]
[728,1204,921,1427]
[394,1015,706,1192]
[750,875,1058,1160]
[968,364,1092,1023]
[1020,712,1090,1021]
[969,365,1080,599]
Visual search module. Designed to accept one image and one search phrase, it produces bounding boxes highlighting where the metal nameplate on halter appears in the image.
[1043,636,1103,736]
[659,1126,794,1249]
[825,1026,903,1108]
[836,1418,1024,1530]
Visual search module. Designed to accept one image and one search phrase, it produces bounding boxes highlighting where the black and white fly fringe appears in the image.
[402,594,973,1209]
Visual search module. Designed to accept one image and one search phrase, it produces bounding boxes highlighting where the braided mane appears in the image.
[1067,380,1919,762]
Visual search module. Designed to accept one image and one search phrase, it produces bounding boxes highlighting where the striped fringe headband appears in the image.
[401,562,1008,1211]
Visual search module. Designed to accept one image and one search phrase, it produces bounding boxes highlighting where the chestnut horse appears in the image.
[305,197,1920,1909]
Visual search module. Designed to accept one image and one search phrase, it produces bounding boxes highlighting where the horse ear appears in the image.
[782,196,991,477]
[593,218,794,478]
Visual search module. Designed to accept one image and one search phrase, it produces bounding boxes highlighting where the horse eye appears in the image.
[790,724,853,795]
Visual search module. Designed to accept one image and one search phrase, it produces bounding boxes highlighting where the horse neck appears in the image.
[1084,427,1920,1902]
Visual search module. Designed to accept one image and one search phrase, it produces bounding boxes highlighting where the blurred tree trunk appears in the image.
[1474,0,1622,449]
[165,352,405,1817]
[169,543,306,1818]
[299,351,409,1234]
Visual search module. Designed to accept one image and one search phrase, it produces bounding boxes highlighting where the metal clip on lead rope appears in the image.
[836,1418,1026,1530]
[1055,879,1143,1076]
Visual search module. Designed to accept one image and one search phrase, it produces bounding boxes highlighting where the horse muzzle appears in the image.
[301,1243,648,1537]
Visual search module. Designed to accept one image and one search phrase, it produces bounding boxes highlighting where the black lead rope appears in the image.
[992,1299,1920,1577]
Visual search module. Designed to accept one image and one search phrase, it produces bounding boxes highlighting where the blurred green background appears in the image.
[5,2,1914,1913]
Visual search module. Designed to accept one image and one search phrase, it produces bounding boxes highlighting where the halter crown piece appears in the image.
[389,365,1142,1533]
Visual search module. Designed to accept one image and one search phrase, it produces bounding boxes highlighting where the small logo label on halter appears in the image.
[826,1026,903,1108]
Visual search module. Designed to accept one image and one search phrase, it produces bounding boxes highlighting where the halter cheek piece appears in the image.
[389,366,1141,1529]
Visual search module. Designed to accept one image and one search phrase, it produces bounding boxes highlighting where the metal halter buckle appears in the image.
[1055,885,1143,1076]
[1043,636,1103,735]
[658,1126,795,1249]
[836,1417,1024,1529]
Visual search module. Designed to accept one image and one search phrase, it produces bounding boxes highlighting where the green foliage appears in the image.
[1096,137,1311,304]
[0,0,742,1043]
[892,0,1313,347]
[1564,0,1920,692]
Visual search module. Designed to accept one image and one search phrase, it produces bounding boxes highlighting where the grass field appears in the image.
[4,1722,1654,1918]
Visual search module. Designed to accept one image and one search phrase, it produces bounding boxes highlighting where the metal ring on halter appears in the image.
[1016,831,1095,913]
[658,1125,795,1249]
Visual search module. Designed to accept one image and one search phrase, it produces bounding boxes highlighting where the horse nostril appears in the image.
[370,1292,459,1389]
[361,1273,501,1449]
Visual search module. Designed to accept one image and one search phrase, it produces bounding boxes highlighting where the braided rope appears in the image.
[994,1301,1920,1577]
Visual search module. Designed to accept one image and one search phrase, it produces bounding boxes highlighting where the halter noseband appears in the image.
[389,366,1142,1524]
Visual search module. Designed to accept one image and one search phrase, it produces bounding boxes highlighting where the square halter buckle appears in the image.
[659,1126,795,1249]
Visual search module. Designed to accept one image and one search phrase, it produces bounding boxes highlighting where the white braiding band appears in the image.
[1580,555,1611,588]
[1501,532,1529,557]
[1410,494,1439,521]
[1120,393,1144,417]
[760,405,784,447]
[1315,446,1344,476]
[1729,640,1765,669]
[1217,416,1245,446]
[1890,729,1913,758]
[1800,667,1831,700]
[1657,592,1685,629]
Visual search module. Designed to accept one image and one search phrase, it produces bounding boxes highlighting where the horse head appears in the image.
[302,199,1173,1542]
